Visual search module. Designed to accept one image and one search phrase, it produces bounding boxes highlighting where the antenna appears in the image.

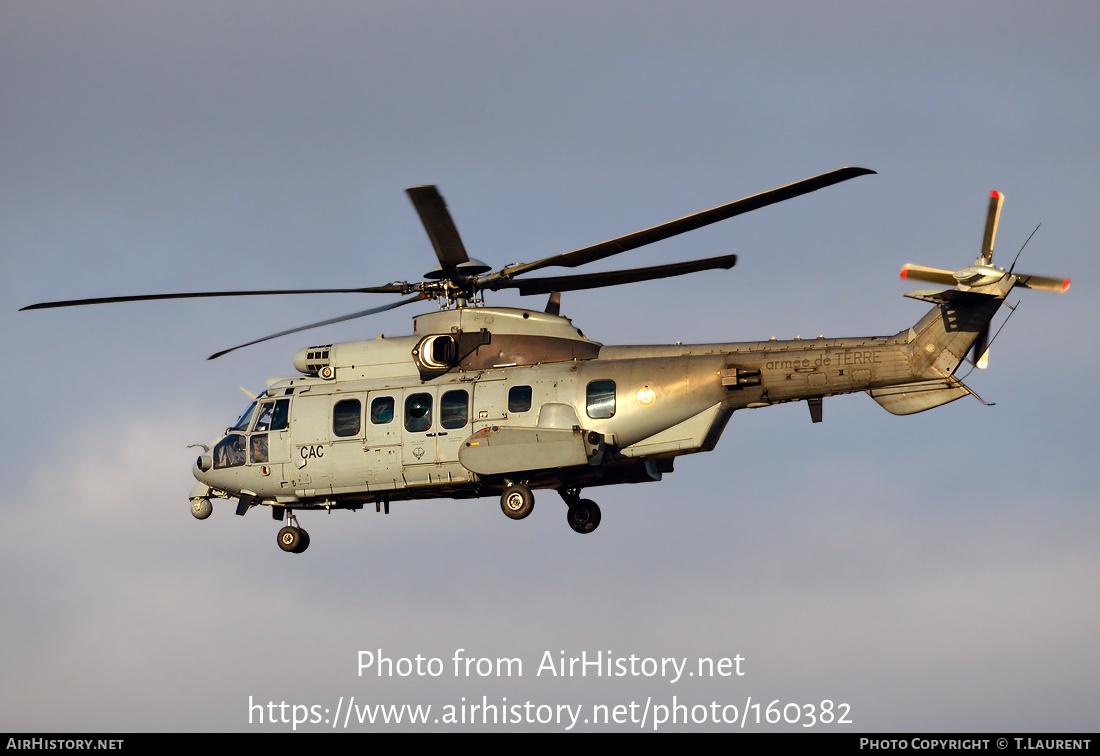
[1008,223,1041,275]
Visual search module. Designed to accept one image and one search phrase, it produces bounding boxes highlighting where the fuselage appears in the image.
[191,301,976,512]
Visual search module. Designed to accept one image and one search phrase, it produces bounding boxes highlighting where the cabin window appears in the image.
[586,380,616,419]
[405,393,432,433]
[370,396,395,424]
[441,390,469,429]
[333,399,362,437]
[508,385,532,413]
[213,434,246,469]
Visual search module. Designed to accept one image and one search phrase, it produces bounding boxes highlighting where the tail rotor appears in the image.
[899,190,1069,369]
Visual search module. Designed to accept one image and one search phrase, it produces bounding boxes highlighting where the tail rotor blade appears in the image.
[981,191,1004,264]
[1014,273,1071,293]
[971,324,991,369]
[900,264,957,286]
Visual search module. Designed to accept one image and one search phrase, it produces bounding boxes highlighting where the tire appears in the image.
[566,499,601,534]
[500,485,535,520]
[293,528,310,554]
[277,526,302,553]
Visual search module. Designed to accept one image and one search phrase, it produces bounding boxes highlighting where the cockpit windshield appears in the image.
[231,401,257,432]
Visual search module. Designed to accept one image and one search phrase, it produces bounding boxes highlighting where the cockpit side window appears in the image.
[250,434,269,464]
[254,398,290,432]
[254,402,275,431]
[270,398,290,431]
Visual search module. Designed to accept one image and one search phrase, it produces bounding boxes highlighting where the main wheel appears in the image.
[277,526,302,553]
[500,484,535,520]
[293,528,310,554]
[566,499,601,534]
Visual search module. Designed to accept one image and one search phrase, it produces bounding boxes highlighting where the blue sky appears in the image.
[2,2,1097,731]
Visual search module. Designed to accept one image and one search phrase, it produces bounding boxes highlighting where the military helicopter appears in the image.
[22,168,1069,553]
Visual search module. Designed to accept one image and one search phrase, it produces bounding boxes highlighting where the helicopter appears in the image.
[21,168,1069,553]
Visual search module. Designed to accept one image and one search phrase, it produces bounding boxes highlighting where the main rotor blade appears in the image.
[207,294,426,360]
[490,167,874,282]
[406,186,470,282]
[980,190,1004,264]
[494,254,737,296]
[20,285,409,311]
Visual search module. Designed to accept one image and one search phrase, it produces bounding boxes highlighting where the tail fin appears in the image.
[902,288,1007,380]
[867,289,1005,415]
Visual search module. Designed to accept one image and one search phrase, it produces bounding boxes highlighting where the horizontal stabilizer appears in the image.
[904,289,950,303]
[903,289,1000,305]
[869,377,979,415]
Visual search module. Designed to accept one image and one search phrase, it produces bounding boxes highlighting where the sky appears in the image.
[1,1,1097,732]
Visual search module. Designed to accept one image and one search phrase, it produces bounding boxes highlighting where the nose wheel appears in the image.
[277,512,310,553]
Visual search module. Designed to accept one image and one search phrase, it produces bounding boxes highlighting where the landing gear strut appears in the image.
[277,511,310,554]
[558,488,601,534]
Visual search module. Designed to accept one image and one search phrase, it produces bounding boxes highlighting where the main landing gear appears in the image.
[498,484,602,534]
[560,488,601,534]
[277,510,310,554]
[500,484,535,520]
